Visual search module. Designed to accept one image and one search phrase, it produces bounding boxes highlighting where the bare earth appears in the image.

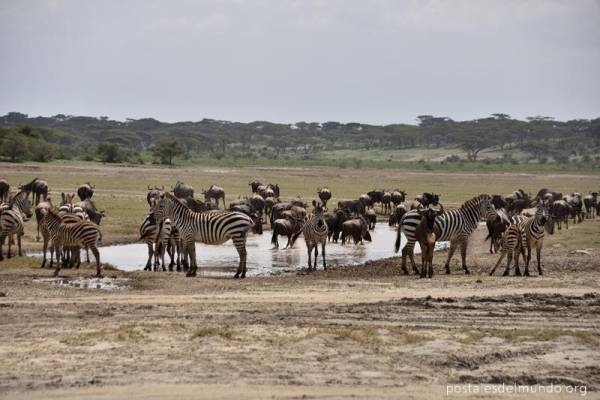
[1,220,600,399]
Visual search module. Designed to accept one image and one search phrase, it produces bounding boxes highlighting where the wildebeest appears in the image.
[147,185,164,207]
[365,209,377,230]
[381,191,392,214]
[173,181,194,199]
[390,190,406,206]
[77,199,105,225]
[0,179,9,202]
[358,194,372,208]
[271,217,301,249]
[202,185,226,208]
[414,208,442,278]
[491,195,506,210]
[341,216,372,245]
[19,178,48,205]
[181,197,215,213]
[248,180,262,193]
[337,199,364,217]
[410,192,441,211]
[367,190,384,210]
[77,182,95,201]
[485,208,510,253]
[317,187,332,209]
[388,203,407,226]
[324,208,350,242]
[583,192,598,219]
[248,193,266,217]
[550,199,571,230]
[264,196,279,220]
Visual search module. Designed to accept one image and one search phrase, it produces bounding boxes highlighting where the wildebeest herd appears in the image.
[0,176,598,279]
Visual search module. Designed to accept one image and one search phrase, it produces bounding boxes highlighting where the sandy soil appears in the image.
[1,220,599,399]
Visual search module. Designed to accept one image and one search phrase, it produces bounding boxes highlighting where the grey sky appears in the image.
[1,0,599,124]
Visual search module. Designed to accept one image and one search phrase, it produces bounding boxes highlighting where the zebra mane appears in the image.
[460,194,490,209]
[8,190,29,208]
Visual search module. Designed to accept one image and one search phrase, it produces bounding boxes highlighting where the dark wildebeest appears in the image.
[271,217,302,249]
[324,208,350,242]
[290,198,307,208]
[77,182,95,201]
[365,209,377,230]
[270,202,290,225]
[388,203,407,226]
[0,179,9,203]
[359,194,372,208]
[410,192,442,211]
[337,199,364,217]
[550,199,571,230]
[264,196,279,220]
[491,194,506,210]
[249,194,266,217]
[77,199,105,225]
[281,206,307,223]
[173,181,194,199]
[390,190,407,206]
[414,208,443,278]
[341,216,372,245]
[19,178,48,205]
[147,185,164,207]
[485,208,510,253]
[564,193,583,223]
[317,187,332,210]
[367,190,384,211]
[381,191,392,214]
[267,183,280,198]
[583,192,598,219]
[505,197,530,216]
[202,185,226,208]
[249,180,262,193]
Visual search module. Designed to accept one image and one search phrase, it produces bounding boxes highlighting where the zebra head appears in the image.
[536,202,554,235]
[477,194,493,220]
[311,200,326,229]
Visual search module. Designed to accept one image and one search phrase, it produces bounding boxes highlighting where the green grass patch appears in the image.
[191,325,234,340]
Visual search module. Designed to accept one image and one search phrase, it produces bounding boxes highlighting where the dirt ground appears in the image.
[1,217,599,399]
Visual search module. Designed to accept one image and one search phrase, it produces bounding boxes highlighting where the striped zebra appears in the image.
[298,200,328,271]
[151,192,261,278]
[488,223,526,276]
[394,194,492,275]
[139,214,183,272]
[41,208,102,277]
[510,203,554,276]
[0,191,33,261]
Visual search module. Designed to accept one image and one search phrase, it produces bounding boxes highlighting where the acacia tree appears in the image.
[1,134,28,162]
[457,133,493,161]
[151,138,184,165]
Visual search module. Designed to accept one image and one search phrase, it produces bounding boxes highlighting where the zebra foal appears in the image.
[295,200,328,271]
[489,223,525,276]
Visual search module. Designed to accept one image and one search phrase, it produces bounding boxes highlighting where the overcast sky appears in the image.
[0,0,598,125]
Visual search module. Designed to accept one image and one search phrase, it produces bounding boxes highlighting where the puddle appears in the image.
[34,277,129,291]
[51,222,448,277]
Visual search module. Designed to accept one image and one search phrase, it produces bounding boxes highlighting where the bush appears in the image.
[97,143,127,163]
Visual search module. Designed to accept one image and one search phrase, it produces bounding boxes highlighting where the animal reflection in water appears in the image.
[94,223,449,277]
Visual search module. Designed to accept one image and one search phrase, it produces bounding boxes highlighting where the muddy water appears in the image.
[95,223,449,277]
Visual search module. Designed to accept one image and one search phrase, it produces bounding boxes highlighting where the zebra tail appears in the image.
[394,220,403,253]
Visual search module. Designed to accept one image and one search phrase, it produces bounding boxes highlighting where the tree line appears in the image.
[1,111,599,166]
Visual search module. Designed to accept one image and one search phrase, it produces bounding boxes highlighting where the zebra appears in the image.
[154,218,182,272]
[296,200,328,271]
[488,223,526,276]
[510,203,554,276]
[40,209,88,269]
[0,191,33,261]
[151,192,261,278]
[41,208,102,277]
[395,194,491,275]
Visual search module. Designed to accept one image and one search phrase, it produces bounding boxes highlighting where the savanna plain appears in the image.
[1,161,600,399]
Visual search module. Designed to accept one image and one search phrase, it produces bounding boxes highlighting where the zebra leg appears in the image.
[53,246,62,277]
[489,250,506,275]
[17,232,23,257]
[90,246,101,277]
[49,244,55,269]
[160,241,167,271]
[41,235,48,268]
[400,246,410,275]
[460,240,470,274]
[419,250,427,278]
[167,239,175,271]
[36,221,41,242]
[7,234,12,259]
[74,247,82,269]
[444,241,459,274]
[233,236,248,278]
[407,248,418,275]
[502,251,512,276]
[513,247,522,276]
[535,241,543,275]
[314,246,319,271]
[86,247,90,263]
[321,242,326,270]
[306,244,312,271]
[144,243,152,271]
[524,243,532,277]
[0,233,5,261]
[186,242,197,277]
